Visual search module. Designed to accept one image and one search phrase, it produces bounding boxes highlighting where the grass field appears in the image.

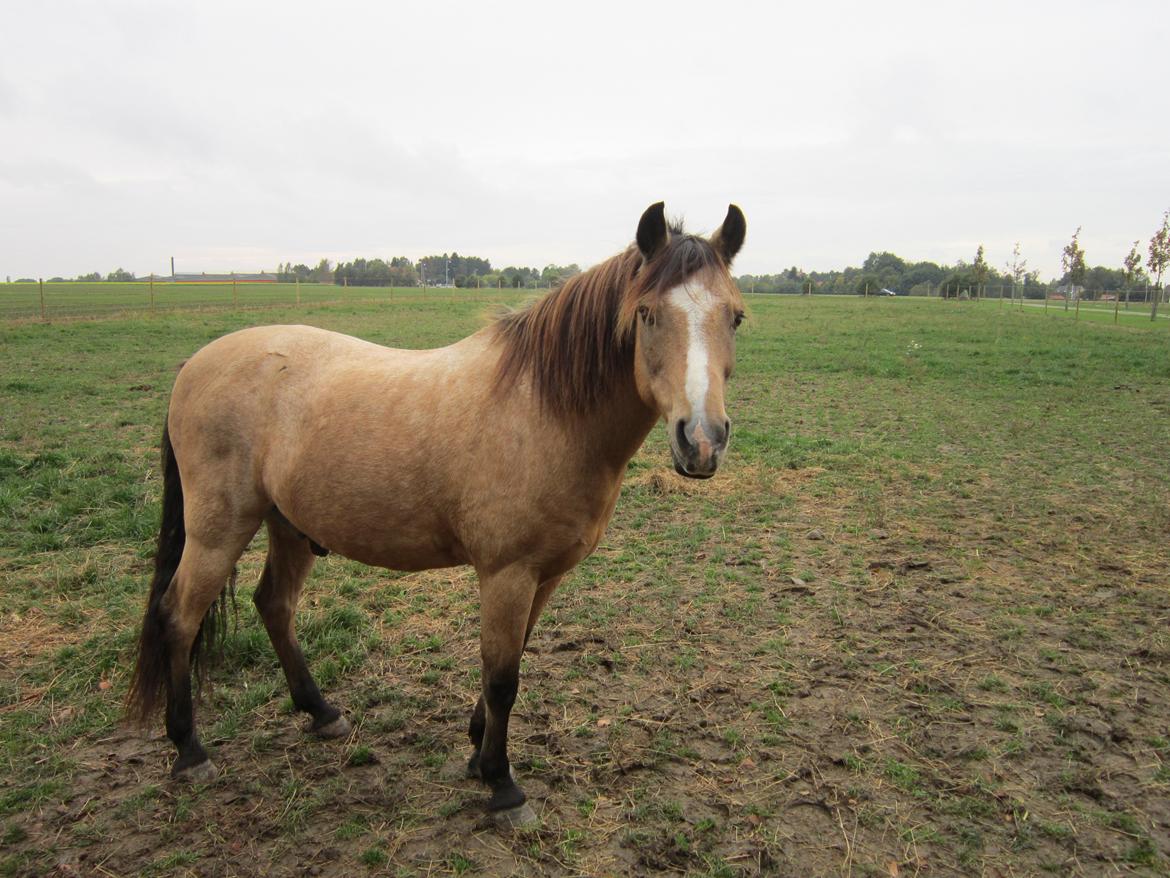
[2,280,1168,327]
[2,296,1169,876]
[0,282,520,320]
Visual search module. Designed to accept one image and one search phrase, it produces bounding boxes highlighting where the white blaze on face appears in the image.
[665,283,718,420]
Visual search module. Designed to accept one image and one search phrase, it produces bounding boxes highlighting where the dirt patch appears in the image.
[6,466,1169,876]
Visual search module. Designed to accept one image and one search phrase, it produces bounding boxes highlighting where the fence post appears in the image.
[233,275,238,308]
[1075,296,1080,320]
[296,277,301,306]
[1114,292,1120,324]
[150,275,155,312]
[39,278,45,321]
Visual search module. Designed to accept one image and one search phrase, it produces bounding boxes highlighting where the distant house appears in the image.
[172,272,276,283]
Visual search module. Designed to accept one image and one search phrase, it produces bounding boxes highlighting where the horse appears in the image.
[126,201,747,824]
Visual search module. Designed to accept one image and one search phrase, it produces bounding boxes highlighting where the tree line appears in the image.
[739,209,1170,316]
[276,255,581,289]
[21,210,1170,313]
[738,248,1137,299]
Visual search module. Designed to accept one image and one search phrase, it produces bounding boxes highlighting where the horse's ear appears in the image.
[636,201,669,262]
[711,204,746,264]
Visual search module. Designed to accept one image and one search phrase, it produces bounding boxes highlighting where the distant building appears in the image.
[172,271,275,283]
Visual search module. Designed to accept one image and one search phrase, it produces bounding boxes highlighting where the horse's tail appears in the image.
[125,421,187,724]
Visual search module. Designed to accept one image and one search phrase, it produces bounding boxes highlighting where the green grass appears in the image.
[2,294,1169,875]
[0,280,528,320]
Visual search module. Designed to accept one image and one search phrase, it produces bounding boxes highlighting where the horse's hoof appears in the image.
[492,801,538,829]
[173,759,218,784]
[313,715,351,739]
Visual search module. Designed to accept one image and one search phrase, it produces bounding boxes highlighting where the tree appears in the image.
[1147,210,1170,321]
[862,252,907,290]
[1060,227,1086,312]
[972,245,988,298]
[417,252,492,287]
[1123,240,1143,309]
[939,270,977,299]
[388,257,419,287]
[855,274,880,295]
[311,259,333,284]
[1005,242,1027,302]
[902,261,945,294]
[107,267,134,282]
[540,264,581,288]
[77,271,102,282]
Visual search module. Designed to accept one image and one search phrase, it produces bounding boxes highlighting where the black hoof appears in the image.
[467,749,482,780]
[487,778,527,813]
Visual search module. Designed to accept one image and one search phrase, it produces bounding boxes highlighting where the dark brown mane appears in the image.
[493,228,731,416]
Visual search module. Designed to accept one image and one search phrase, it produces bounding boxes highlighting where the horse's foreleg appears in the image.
[468,574,562,762]
[469,566,541,816]
[254,516,349,737]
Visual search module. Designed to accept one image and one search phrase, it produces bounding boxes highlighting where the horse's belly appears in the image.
[310,511,467,571]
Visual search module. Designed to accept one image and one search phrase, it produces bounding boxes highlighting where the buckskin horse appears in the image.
[126,201,747,823]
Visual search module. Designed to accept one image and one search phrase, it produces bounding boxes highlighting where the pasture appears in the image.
[0,282,517,321]
[2,296,1169,876]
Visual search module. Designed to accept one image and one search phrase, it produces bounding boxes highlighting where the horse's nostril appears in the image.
[724,420,731,439]
[675,419,689,451]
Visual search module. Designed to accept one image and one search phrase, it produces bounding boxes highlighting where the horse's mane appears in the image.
[493,225,732,416]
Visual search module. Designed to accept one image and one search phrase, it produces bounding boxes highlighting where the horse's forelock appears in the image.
[618,232,737,331]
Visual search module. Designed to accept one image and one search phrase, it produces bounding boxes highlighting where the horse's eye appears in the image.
[638,305,655,327]
[732,312,744,330]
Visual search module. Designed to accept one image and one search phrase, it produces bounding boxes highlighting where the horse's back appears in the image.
[167,324,499,568]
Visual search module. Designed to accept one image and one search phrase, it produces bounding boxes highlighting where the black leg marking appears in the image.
[467,694,486,778]
[166,671,211,776]
[478,673,525,811]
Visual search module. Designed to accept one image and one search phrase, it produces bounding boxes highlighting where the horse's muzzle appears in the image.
[671,417,729,479]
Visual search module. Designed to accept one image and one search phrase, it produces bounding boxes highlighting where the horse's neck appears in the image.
[577,372,659,477]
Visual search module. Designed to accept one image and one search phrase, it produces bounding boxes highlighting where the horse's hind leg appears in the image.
[253,514,349,737]
[164,532,258,781]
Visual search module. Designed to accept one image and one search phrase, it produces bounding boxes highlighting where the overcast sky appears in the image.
[2,0,1168,281]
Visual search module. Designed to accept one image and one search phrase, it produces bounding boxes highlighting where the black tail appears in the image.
[126,423,236,725]
[126,423,186,724]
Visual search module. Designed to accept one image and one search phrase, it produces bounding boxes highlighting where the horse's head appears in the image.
[627,202,746,479]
